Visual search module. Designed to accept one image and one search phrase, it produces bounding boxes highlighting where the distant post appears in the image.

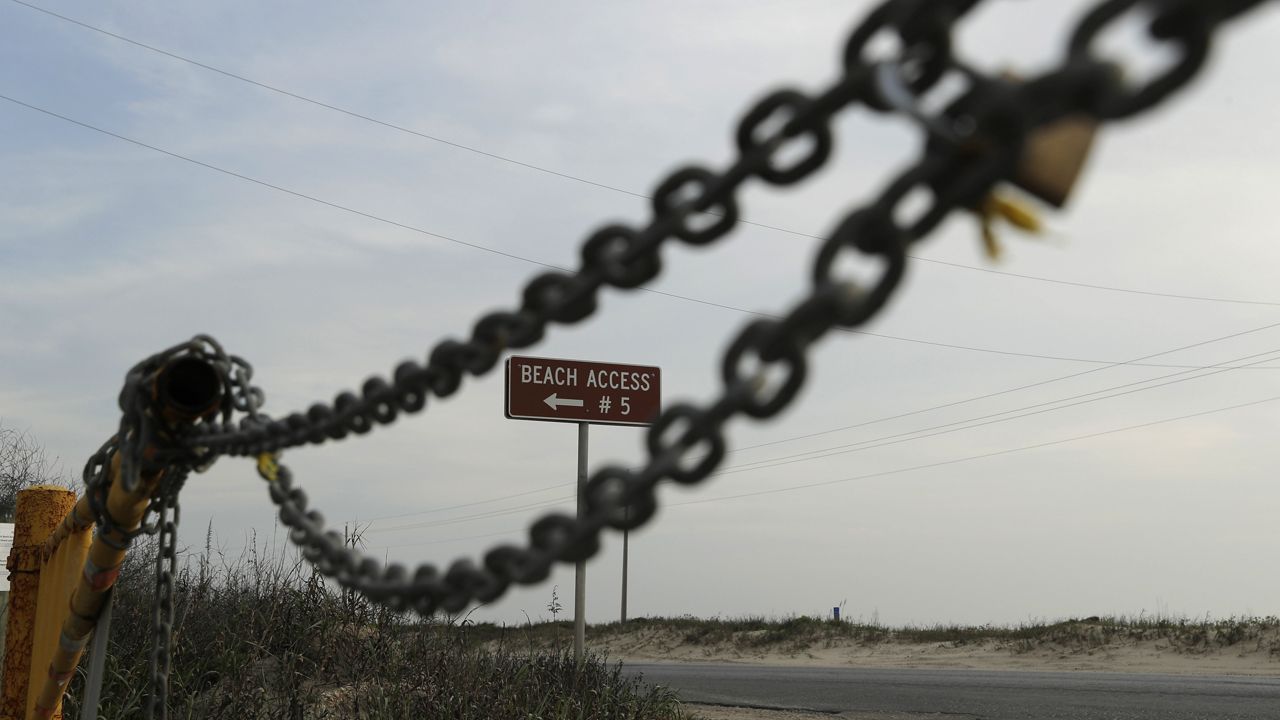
[620,513,629,624]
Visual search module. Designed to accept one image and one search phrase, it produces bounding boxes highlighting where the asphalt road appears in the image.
[623,663,1280,719]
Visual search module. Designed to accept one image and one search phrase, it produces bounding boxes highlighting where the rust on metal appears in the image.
[27,353,221,719]
[0,486,76,720]
[32,453,164,720]
[40,497,94,564]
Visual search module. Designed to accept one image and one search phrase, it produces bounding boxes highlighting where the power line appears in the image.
[362,392,1280,549]
[5,0,651,199]
[5,93,1280,373]
[711,347,1280,477]
[725,320,1280,454]
[361,481,567,524]
[546,347,1280,514]
[365,344,1280,533]
[0,94,562,270]
[670,393,1280,508]
[727,318,1280,455]
[371,495,573,535]
[13,0,1280,309]
[25,2,1263,556]
[8,79,1278,531]
[349,319,1280,528]
[914,257,1280,307]
[367,528,521,552]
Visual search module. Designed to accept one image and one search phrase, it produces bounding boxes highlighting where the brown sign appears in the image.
[505,355,661,426]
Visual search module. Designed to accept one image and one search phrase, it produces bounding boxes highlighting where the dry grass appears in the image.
[464,613,1280,659]
[60,534,689,720]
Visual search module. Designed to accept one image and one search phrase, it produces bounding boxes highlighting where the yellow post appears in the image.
[31,454,162,720]
[0,487,76,720]
[27,498,94,720]
[24,351,222,719]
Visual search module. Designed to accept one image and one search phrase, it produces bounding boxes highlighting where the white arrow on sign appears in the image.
[543,393,584,411]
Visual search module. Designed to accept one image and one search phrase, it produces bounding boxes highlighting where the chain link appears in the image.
[232,0,1267,615]
[79,0,1269,711]
[80,336,243,719]
[146,486,181,720]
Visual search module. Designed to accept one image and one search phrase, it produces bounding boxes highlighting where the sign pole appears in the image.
[620,519,629,624]
[574,422,588,665]
[503,356,661,659]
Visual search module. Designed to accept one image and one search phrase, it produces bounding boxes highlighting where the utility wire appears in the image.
[32,1,1262,544]
[4,93,1279,372]
[361,481,568,524]
[372,496,573,535]
[368,528,521,552]
[724,320,1280,454]
[0,94,561,270]
[365,345,1280,533]
[348,319,1280,528]
[671,393,1280,508]
[710,347,1280,477]
[363,392,1280,549]
[12,0,1280,308]
[5,0,651,200]
[914,257,1280,308]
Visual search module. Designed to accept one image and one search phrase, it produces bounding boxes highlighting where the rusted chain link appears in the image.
[79,0,1268,713]
[80,336,239,720]
[145,486,181,720]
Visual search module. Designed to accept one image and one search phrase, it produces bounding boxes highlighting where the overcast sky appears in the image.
[3,1,1279,629]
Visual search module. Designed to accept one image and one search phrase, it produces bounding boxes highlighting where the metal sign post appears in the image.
[620,518,629,624]
[574,423,588,664]
[504,355,660,661]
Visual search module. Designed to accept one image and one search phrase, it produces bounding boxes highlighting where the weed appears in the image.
[466,613,1280,663]
[547,585,564,622]
[60,536,687,720]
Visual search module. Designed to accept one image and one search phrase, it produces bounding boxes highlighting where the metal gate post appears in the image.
[0,487,76,720]
[77,589,112,720]
[574,422,588,665]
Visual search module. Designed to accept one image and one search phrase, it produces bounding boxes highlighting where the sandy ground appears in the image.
[603,626,1280,677]
[597,626,1280,719]
[687,705,926,720]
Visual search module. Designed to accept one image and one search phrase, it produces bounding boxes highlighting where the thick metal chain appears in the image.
[180,0,991,461]
[181,0,1270,464]
[146,486,181,720]
[235,0,1269,615]
[82,0,1269,709]
[81,336,246,719]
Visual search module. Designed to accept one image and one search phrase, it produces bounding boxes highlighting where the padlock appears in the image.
[1013,115,1099,208]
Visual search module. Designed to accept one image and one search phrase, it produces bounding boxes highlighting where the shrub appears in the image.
[60,537,687,720]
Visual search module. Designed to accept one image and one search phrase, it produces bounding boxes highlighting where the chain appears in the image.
[181,0,1270,463]
[81,0,1269,710]
[145,483,182,720]
[80,336,245,718]
[230,0,1268,615]
[179,1,995,461]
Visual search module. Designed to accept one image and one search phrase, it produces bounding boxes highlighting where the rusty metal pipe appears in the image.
[153,356,222,423]
[31,354,223,719]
